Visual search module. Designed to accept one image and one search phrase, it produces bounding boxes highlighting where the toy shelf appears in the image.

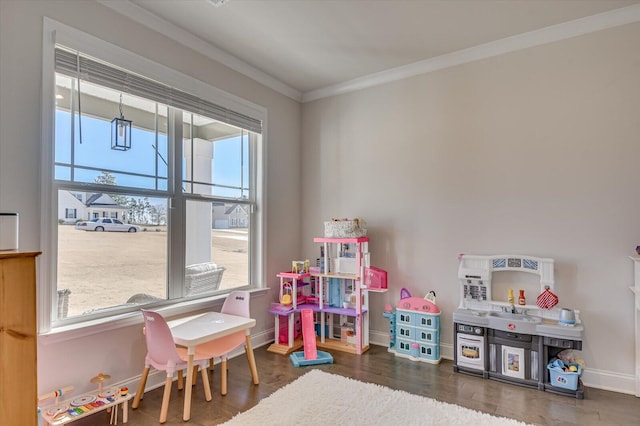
[311,271,360,280]
[362,286,388,293]
[277,271,310,279]
[267,337,304,355]
[317,336,368,355]
[313,237,370,244]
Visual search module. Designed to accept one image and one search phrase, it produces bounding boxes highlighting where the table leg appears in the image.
[245,333,259,385]
[183,353,194,421]
[123,398,129,423]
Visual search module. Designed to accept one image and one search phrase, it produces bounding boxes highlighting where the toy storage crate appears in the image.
[324,219,366,238]
[547,360,582,391]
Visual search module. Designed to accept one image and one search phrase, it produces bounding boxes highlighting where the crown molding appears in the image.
[302,3,640,102]
[96,0,302,102]
[95,1,640,104]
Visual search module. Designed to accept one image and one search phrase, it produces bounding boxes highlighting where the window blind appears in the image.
[54,46,262,134]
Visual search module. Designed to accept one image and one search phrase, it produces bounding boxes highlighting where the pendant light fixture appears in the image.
[111,93,132,151]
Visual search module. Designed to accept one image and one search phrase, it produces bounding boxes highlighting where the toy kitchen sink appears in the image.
[453,254,585,398]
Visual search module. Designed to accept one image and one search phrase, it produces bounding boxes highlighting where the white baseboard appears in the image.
[369,330,637,396]
[125,329,636,398]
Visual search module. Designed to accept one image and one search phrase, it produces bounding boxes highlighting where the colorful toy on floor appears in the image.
[38,372,133,425]
[382,288,441,364]
[290,308,334,367]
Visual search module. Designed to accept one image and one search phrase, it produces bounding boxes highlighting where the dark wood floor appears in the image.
[72,344,640,425]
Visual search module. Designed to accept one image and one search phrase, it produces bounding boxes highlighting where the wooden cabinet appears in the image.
[0,251,40,425]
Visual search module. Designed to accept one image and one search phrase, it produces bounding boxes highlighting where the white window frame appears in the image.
[39,18,267,337]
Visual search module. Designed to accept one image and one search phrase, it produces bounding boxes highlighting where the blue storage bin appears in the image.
[547,359,582,390]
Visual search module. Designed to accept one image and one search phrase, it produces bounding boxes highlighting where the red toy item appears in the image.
[364,266,388,289]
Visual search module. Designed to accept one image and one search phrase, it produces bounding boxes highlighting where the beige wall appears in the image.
[301,23,640,388]
[0,1,301,395]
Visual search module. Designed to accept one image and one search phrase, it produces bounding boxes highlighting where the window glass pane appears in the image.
[182,112,250,199]
[185,200,249,295]
[57,190,168,318]
[48,45,262,330]
[54,74,169,191]
[213,132,250,199]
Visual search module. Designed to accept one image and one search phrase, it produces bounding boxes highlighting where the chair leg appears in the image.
[132,367,150,409]
[159,375,173,424]
[221,358,228,396]
[209,357,215,372]
[177,369,184,390]
[200,365,212,402]
[245,336,260,385]
[192,365,199,386]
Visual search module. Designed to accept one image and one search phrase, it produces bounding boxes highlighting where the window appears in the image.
[42,28,265,330]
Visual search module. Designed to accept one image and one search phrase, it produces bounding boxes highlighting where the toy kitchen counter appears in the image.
[452,254,585,399]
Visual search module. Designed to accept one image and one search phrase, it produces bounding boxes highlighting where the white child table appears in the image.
[168,311,258,421]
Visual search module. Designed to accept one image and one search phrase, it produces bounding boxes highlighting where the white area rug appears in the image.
[222,370,529,425]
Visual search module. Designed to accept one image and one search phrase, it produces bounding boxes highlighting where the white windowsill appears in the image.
[39,287,269,345]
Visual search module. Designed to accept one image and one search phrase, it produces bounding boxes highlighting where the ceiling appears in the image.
[102,0,640,101]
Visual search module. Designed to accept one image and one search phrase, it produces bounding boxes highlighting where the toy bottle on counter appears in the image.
[518,289,526,306]
[508,288,514,304]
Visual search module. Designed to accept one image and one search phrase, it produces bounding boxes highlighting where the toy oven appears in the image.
[456,324,485,371]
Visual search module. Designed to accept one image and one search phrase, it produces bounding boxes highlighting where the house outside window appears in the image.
[42,28,265,330]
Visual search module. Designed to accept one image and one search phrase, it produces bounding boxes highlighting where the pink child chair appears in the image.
[132,310,213,423]
[196,291,259,395]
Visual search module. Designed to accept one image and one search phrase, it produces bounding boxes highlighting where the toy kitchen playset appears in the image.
[453,254,585,398]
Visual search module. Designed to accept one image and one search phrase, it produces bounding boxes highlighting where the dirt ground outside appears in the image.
[57,225,248,317]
